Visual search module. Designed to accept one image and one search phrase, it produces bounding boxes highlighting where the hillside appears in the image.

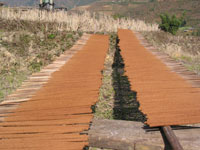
[0,0,99,9]
[73,0,200,28]
[2,0,199,28]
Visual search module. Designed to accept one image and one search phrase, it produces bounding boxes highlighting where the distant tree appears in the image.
[112,13,125,20]
[192,29,200,37]
[159,13,186,35]
[149,0,157,2]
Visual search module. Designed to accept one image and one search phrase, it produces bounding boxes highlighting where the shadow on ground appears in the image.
[112,38,146,122]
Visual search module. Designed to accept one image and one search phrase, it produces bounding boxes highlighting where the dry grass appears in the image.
[142,31,200,75]
[0,6,158,103]
[93,33,116,120]
[82,0,200,28]
[0,18,81,101]
[0,7,158,32]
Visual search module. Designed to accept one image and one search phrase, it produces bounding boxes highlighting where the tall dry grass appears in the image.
[142,31,200,75]
[0,7,159,32]
[0,19,81,101]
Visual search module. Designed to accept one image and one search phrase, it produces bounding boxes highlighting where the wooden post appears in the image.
[161,126,184,150]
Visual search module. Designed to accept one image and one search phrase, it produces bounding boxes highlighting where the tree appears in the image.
[159,13,186,35]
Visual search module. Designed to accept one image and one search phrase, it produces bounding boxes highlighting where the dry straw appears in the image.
[142,31,200,74]
[0,7,159,32]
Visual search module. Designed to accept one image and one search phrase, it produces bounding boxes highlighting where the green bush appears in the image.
[196,29,200,36]
[149,0,157,2]
[159,13,186,35]
[28,61,43,72]
[192,29,200,36]
[47,33,56,39]
[112,14,125,20]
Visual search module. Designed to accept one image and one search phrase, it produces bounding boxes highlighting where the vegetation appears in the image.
[142,31,200,75]
[159,13,186,35]
[79,0,200,29]
[0,18,82,101]
[0,8,158,32]
[112,13,125,20]
[93,33,116,120]
[192,28,200,37]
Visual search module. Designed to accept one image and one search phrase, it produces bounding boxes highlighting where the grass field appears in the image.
[0,18,82,101]
[76,0,200,29]
[142,31,200,75]
[0,7,158,32]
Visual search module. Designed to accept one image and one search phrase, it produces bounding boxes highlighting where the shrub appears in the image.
[48,33,56,39]
[112,14,125,20]
[192,29,200,36]
[196,29,200,36]
[28,61,43,72]
[159,13,186,35]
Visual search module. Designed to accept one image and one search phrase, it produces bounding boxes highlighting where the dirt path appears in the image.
[0,34,109,150]
[118,29,200,127]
